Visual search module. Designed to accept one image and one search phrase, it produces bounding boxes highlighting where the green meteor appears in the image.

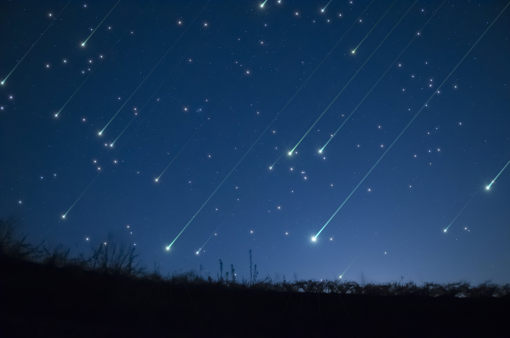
[321,0,443,153]
[156,81,241,182]
[339,234,375,279]
[314,3,509,239]
[196,203,240,255]
[81,0,121,47]
[55,5,148,118]
[1,1,71,86]
[165,113,284,250]
[321,0,333,13]
[155,121,208,182]
[62,173,102,219]
[260,0,268,8]
[486,159,510,190]
[269,152,285,170]
[99,2,209,136]
[350,0,399,54]
[444,192,479,233]
[289,0,401,156]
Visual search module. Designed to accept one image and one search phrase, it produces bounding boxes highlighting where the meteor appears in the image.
[289,0,403,155]
[260,0,268,8]
[196,203,240,254]
[111,51,191,146]
[1,1,71,85]
[99,2,209,136]
[314,2,509,239]
[486,159,510,190]
[62,174,101,219]
[54,4,150,117]
[444,192,479,233]
[156,121,208,182]
[321,0,333,13]
[321,0,443,152]
[165,114,284,250]
[351,0,399,54]
[155,80,241,182]
[339,234,375,279]
[270,152,285,170]
[81,0,121,47]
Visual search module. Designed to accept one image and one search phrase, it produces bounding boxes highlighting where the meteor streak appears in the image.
[99,2,209,136]
[322,0,333,12]
[321,0,443,152]
[289,0,401,155]
[260,0,268,8]
[155,82,240,182]
[81,0,121,47]
[196,203,240,254]
[156,121,208,182]
[55,3,152,117]
[351,0,399,54]
[314,2,509,239]
[62,174,101,219]
[339,234,375,279]
[486,159,510,189]
[444,192,478,233]
[1,1,71,85]
[166,114,285,250]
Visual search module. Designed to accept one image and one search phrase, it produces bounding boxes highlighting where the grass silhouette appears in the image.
[1,219,509,337]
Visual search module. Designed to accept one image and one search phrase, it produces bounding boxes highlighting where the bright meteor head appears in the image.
[311,236,317,242]
[486,186,490,190]
[62,215,66,219]
[98,131,102,136]
[155,178,159,182]
[443,229,447,233]
[165,246,170,251]
[351,50,356,54]
[81,43,85,47]
[288,151,292,156]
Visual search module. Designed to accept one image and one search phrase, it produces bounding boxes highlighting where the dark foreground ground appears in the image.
[1,257,509,338]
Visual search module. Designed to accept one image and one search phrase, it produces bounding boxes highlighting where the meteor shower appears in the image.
[1,1,509,336]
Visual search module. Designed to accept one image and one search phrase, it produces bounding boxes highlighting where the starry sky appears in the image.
[1,0,509,284]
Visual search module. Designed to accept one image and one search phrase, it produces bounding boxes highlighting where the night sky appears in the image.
[1,0,509,284]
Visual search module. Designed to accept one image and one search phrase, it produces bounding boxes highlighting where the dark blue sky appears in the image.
[1,0,509,284]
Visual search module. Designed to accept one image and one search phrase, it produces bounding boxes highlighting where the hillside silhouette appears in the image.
[1,220,509,337]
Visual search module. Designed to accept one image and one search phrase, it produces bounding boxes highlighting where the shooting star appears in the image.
[1,1,71,85]
[81,0,121,47]
[339,234,376,279]
[99,2,209,136]
[321,0,333,13]
[351,0,399,54]
[444,192,479,233]
[486,159,510,190]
